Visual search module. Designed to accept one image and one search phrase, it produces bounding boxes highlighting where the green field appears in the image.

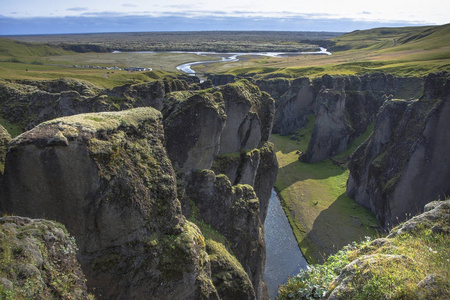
[270,119,379,263]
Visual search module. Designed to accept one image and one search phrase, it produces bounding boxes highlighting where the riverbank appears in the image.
[269,123,379,264]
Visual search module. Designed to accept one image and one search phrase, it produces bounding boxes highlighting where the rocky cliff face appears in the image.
[0,77,190,131]
[162,80,278,299]
[0,79,278,299]
[270,73,424,163]
[0,216,90,299]
[0,108,219,299]
[347,72,450,228]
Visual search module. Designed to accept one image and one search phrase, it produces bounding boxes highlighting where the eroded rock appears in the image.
[347,72,450,228]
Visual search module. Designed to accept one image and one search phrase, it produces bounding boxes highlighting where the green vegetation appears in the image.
[0,116,22,138]
[276,200,450,299]
[270,119,378,264]
[219,24,450,78]
[0,218,93,299]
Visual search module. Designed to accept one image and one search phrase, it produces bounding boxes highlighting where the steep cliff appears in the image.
[0,77,190,131]
[162,80,278,299]
[0,79,278,299]
[269,73,424,163]
[0,108,219,299]
[347,71,450,228]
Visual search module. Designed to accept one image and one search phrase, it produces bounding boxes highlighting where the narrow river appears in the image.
[175,48,331,75]
[264,189,308,299]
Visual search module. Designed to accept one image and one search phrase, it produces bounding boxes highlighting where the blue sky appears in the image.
[1,0,449,35]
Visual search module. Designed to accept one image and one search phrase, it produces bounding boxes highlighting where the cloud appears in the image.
[122,4,138,7]
[66,7,89,12]
[0,14,435,36]
[361,11,371,15]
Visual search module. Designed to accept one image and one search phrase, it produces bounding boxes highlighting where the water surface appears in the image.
[264,189,308,299]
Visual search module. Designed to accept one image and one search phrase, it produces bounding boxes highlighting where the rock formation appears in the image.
[269,73,424,163]
[0,216,90,299]
[0,79,278,299]
[162,80,278,299]
[0,108,219,299]
[0,77,190,131]
[329,199,450,299]
[347,72,450,228]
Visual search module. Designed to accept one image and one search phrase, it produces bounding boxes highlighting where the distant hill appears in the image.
[330,23,450,52]
[0,38,69,60]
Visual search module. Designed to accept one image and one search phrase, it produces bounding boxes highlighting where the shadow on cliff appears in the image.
[277,158,347,191]
[300,192,378,264]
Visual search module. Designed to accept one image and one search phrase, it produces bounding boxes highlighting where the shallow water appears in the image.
[264,189,308,299]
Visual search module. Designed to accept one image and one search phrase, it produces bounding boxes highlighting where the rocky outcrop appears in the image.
[0,216,90,299]
[0,108,219,299]
[347,72,450,228]
[209,74,236,86]
[0,77,191,131]
[162,80,278,299]
[271,77,314,135]
[255,78,291,103]
[328,199,450,300]
[303,74,424,163]
[269,73,424,162]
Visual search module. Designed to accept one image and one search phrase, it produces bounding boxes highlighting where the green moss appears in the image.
[277,200,450,300]
[206,240,254,297]
[39,107,161,133]
[0,116,23,138]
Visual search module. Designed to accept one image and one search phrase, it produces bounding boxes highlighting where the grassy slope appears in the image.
[276,200,450,300]
[217,24,450,78]
[270,118,378,264]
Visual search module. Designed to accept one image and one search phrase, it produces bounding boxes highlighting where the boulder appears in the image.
[0,216,90,299]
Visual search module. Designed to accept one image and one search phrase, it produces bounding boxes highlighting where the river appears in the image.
[264,189,308,299]
[175,48,331,74]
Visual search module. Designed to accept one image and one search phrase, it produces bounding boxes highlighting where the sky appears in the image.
[0,0,449,35]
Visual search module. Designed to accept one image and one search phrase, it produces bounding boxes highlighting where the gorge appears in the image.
[0,69,449,299]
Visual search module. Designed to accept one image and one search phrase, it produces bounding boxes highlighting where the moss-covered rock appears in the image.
[0,77,193,132]
[277,199,449,300]
[0,107,219,299]
[206,240,256,300]
[0,216,90,299]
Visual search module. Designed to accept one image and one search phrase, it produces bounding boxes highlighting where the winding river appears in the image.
[176,48,331,74]
[264,189,308,299]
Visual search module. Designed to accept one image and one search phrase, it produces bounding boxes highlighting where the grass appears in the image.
[276,201,450,299]
[270,118,378,264]
[0,116,23,138]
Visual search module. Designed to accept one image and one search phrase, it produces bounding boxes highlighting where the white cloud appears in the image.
[1,0,448,25]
